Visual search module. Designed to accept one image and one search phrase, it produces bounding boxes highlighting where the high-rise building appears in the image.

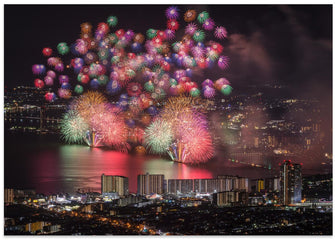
[4,188,14,205]
[167,179,194,194]
[167,176,249,195]
[280,160,302,205]
[265,177,280,192]
[256,179,265,192]
[217,175,249,192]
[213,191,248,207]
[101,174,129,196]
[137,173,164,195]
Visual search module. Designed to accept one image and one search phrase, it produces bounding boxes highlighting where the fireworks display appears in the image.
[144,96,214,164]
[33,6,232,163]
[61,91,129,151]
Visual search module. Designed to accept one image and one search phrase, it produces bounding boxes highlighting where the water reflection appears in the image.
[56,145,212,193]
[6,133,331,195]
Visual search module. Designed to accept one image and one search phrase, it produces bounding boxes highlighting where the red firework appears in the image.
[127,82,143,97]
[167,19,179,31]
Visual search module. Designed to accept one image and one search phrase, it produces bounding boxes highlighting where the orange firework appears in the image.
[184,10,197,22]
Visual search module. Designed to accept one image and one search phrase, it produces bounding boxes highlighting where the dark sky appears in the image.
[4,4,332,101]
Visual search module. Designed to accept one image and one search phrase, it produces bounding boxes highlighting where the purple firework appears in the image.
[125,30,135,41]
[174,69,186,80]
[202,18,215,31]
[202,79,214,88]
[59,75,69,84]
[32,64,46,75]
[165,29,175,40]
[169,85,179,96]
[166,6,179,19]
[55,63,64,72]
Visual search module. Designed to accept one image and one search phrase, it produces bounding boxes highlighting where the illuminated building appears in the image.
[265,177,280,192]
[4,188,14,205]
[137,173,164,195]
[101,174,129,196]
[256,179,265,192]
[25,222,50,234]
[167,179,194,194]
[167,176,248,194]
[280,160,302,205]
[217,175,249,192]
[213,191,248,207]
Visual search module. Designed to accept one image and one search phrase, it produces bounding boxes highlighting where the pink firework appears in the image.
[218,55,230,69]
[185,23,198,35]
[203,85,216,98]
[47,70,56,79]
[47,57,62,67]
[202,18,215,31]
[91,105,130,152]
[214,26,228,39]
[75,39,88,55]
[58,88,72,99]
[44,76,54,86]
[182,126,214,164]
[191,46,205,58]
[214,77,230,90]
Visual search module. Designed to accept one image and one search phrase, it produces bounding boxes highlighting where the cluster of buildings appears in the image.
[5,160,304,208]
[98,160,303,207]
[5,160,332,235]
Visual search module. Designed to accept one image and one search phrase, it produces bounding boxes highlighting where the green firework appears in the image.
[193,30,205,42]
[144,119,174,154]
[60,110,89,144]
[57,42,69,55]
[74,85,84,94]
[146,28,157,39]
[197,11,209,24]
[107,16,118,27]
[221,85,233,95]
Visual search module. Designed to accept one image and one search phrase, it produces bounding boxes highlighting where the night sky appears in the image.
[4,4,332,101]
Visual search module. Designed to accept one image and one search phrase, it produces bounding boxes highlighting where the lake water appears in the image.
[5,132,328,194]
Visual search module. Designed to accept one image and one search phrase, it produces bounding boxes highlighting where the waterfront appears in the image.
[5,131,330,194]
